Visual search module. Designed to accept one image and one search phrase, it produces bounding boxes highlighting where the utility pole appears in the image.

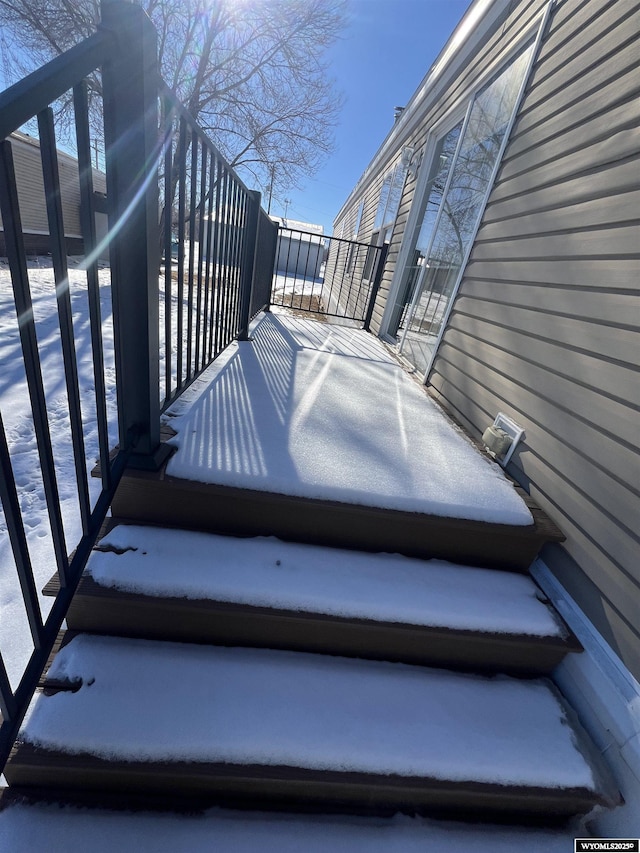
[266,164,274,215]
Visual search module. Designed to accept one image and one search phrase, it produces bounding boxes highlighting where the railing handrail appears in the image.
[277,226,369,250]
[0,31,113,141]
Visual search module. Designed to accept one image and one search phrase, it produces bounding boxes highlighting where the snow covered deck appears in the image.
[164,312,530,523]
[111,312,563,571]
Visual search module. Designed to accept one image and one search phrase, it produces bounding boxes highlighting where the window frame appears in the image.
[379,2,553,380]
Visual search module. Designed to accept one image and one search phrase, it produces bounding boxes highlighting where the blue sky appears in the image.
[272,0,471,233]
[0,0,470,234]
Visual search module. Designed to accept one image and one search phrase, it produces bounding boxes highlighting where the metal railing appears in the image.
[0,0,277,771]
[158,86,275,410]
[270,228,386,329]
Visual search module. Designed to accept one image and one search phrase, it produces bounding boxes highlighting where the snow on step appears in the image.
[88,525,564,637]
[0,802,581,853]
[163,313,532,525]
[22,635,595,791]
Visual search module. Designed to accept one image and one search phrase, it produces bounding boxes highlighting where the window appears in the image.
[388,39,536,376]
[352,199,364,239]
[373,160,407,241]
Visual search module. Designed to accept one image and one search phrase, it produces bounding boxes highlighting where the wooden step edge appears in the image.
[109,471,564,573]
[41,517,122,597]
[47,575,582,675]
[4,743,611,822]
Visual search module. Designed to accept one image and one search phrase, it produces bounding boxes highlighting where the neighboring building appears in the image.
[272,217,325,278]
[0,130,107,256]
[333,0,639,833]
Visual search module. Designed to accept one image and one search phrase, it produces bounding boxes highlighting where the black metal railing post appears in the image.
[237,189,262,341]
[100,0,170,469]
[251,213,278,317]
[363,243,388,332]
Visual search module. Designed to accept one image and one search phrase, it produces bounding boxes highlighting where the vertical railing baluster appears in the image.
[38,107,91,535]
[186,130,198,381]
[225,175,238,346]
[218,168,232,351]
[74,81,112,491]
[0,411,44,648]
[213,165,225,355]
[211,156,224,359]
[195,139,206,370]
[0,140,70,586]
[202,148,215,368]
[302,232,312,303]
[0,653,16,723]
[284,230,293,307]
[162,96,174,406]
[175,119,187,390]
[336,239,351,315]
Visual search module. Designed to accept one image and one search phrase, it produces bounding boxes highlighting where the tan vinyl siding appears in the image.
[428,0,640,677]
[0,133,106,243]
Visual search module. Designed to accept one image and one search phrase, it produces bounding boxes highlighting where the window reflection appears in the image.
[392,42,534,376]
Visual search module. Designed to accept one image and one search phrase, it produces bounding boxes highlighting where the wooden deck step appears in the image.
[5,636,615,822]
[4,743,605,822]
[43,524,580,675]
[110,465,564,573]
[0,796,589,850]
[49,573,580,675]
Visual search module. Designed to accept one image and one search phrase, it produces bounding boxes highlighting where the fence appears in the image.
[0,0,277,772]
[270,227,386,329]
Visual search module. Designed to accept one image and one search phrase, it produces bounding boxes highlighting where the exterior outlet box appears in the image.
[483,425,512,458]
[483,413,525,467]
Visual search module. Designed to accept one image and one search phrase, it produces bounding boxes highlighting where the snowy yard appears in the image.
[0,256,210,686]
[0,258,118,687]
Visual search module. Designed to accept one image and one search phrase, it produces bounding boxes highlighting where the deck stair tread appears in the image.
[4,635,615,820]
[110,468,564,572]
[44,524,579,674]
[0,798,586,850]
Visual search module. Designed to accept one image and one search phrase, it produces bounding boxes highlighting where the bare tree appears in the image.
[0,0,345,193]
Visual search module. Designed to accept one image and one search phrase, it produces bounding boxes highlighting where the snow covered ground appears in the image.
[0,257,118,688]
[0,256,195,687]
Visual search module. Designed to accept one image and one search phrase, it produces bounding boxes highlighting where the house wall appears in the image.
[333,0,640,681]
[0,132,107,256]
[428,0,640,680]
